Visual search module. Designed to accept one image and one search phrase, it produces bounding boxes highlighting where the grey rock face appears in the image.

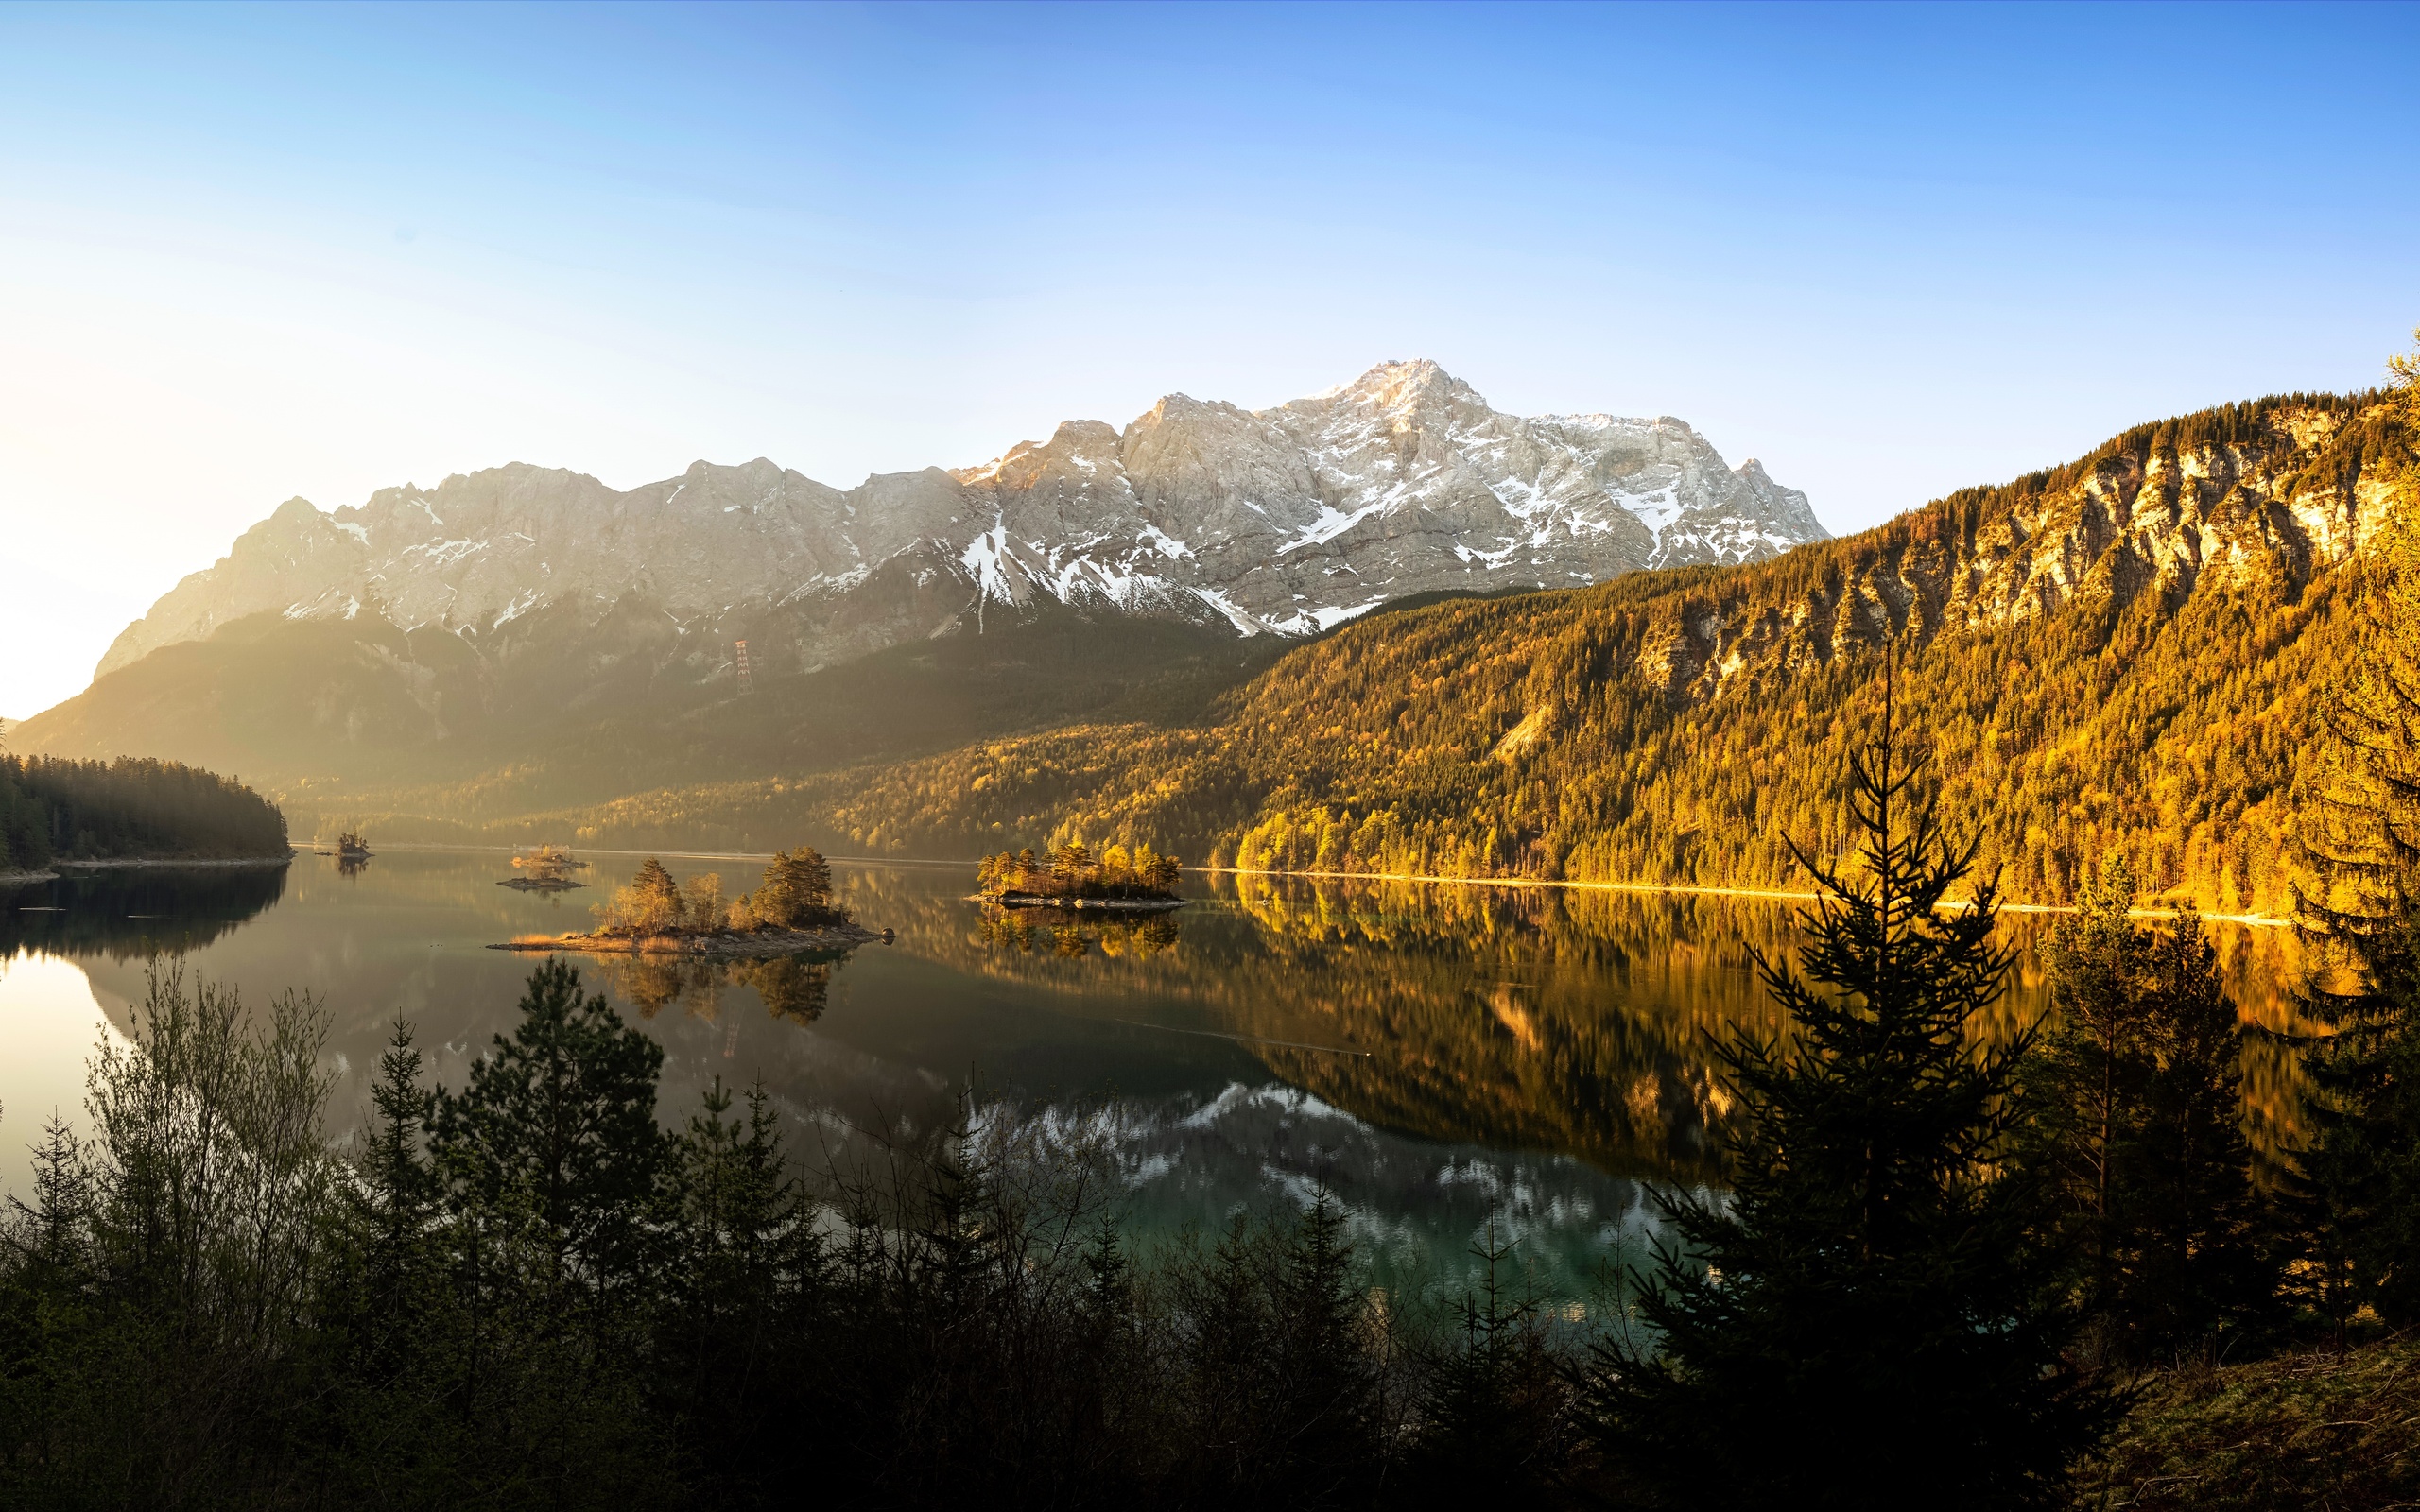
[99,360,1826,680]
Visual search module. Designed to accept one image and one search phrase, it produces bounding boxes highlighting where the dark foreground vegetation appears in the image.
[0,754,288,871]
[0,959,1594,1511]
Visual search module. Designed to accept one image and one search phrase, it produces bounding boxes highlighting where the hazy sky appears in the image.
[3,2,2416,718]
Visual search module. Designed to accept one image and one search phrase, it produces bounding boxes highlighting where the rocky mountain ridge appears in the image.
[1621,396,2401,707]
[97,360,1824,684]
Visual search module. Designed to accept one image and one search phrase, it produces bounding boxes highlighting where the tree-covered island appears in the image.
[494,845,878,956]
[976,839,1184,910]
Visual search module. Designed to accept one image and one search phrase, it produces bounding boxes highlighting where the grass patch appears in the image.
[2081,1335,2420,1509]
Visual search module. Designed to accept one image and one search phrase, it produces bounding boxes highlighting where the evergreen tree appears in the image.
[599,856,686,934]
[2020,866,2275,1359]
[1587,677,2112,1510]
[1409,1220,1572,1503]
[430,960,669,1309]
[2290,359,2420,1329]
[2127,908,2278,1351]
[747,846,838,927]
[0,1116,95,1482]
[1050,839,1095,885]
[658,1078,822,1501]
[359,1018,437,1305]
[2025,854,2153,1332]
[1267,1193,1379,1504]
[1164,1194,1380,1505]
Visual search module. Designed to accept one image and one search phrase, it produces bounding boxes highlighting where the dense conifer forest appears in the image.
[0,754,288,872]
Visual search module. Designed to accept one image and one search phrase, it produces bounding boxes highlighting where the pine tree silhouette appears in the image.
[1588,657,2114,1510]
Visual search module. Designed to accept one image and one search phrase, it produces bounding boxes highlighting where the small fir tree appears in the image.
[1267,1193,1380,1506]
[1588,673,2112,1510]
[429,960,668,1307]
[1409,1220,1573,1500]
[658,1077,822,1492]
[2028,852,2152,1319]
[2126,908,2278,1349]
[352,1018,437,1356]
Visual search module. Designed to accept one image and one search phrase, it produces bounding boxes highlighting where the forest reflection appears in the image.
[583,947,851,1025]
[855,868,2319,1183]
[976,904,1181,959]
[3,856,2321,1194]
[1,866,286,960]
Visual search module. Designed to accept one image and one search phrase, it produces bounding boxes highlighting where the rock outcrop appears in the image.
[1616,400,2407,709]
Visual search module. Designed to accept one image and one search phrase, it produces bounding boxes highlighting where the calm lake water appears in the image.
[0,849,2310,1299]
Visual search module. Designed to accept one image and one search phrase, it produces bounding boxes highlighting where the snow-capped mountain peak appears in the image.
[98,363,1826,680]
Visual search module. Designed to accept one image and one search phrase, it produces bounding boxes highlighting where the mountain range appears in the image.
[95,360,1824,683]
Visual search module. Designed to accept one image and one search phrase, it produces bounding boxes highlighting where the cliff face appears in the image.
[1622,399,2404,708]
[94,360,1825,685]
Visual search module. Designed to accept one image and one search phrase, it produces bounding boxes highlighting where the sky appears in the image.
[2,2,2416,719]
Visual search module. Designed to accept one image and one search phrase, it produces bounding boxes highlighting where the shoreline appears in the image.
[979,892,1185,914]
[268,840,2292,930]
[53,855,295,870]
[1201,865,2296,930]
[490,921,883,958]
[0,869,60,885]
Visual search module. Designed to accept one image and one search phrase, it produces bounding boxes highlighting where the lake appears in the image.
[0,848,2310,1300]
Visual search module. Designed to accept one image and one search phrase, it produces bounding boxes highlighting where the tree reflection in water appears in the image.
[914,866,2321,1183]
[977,904,1181,960]
[584,948,849,1025]
[1,866,287,960]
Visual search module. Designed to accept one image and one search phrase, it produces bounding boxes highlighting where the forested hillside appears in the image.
[15,594,1288,815]
[435,388,2411,916]
[0,755,289,871]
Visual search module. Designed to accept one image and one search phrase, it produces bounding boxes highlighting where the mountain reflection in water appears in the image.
[0,850,2312,1294]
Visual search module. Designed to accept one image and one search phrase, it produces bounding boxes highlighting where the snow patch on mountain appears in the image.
[97,361,1826,682]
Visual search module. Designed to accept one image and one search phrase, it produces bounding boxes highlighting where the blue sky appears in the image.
[2,1,2416,715]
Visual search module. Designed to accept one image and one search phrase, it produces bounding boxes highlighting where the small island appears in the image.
[493,845,882,956]
[314,829,372,859]
[975,840,1184,912]
[497,842,589,892]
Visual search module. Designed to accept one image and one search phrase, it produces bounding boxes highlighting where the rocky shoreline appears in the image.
[489,921,884,957]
